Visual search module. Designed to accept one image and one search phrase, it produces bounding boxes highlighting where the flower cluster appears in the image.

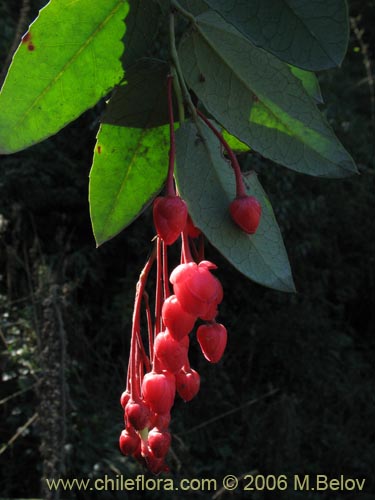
[118,75,261,473]
[119,197,227,472]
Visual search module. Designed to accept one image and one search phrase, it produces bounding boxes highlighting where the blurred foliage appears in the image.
[0,0,375,499]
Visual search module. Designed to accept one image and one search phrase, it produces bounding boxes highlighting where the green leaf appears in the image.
[0,0,129,154]
[122,0,161,69]
[222,130,250,153]
[178,0,209,16]
[175,120,295,293]
[102,58,171,129]
[289,66,323,104]
[204,0,349,71]
[179,12,357,178]
[89,124,168,246]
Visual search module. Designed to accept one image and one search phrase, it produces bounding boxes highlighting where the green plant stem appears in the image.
[169,9,198,123]
[171,0,196,24]
[166,75,176,196]
[171,66,185,123]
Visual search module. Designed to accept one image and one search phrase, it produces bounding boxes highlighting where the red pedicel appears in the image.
[162,295,196,341]
[142,371,176,414]
[176,368,200,402]
[229,195,262,234]
[197,323,228,363]
[153,196,188,245]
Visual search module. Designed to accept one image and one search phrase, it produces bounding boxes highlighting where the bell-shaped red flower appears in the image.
[153,196,188,245]
[162,295,196,341]
[148,428,171,458]
[120,389,130,409]
[170,261,223,318]
[150,411,171,431]
[229,195,261,234]
[154,330,189,374]
[176,368,200,402]
[125,400,151,430]
[142,370,176,414]
[119,427,140,456]
[197,322,227,363]
[186,214,201,238]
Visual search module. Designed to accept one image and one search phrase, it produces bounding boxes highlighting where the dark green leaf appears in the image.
[289,66,323,104]
[178,0,209,16]
[122,0,161,69]
[179,12,357,178]
[175,120,295,292]
[204,0,349,70]
[0,0,129,154]
[102,59,171,129]
[89,124,168,246]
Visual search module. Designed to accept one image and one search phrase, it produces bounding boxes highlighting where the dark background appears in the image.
[0,0,374,499]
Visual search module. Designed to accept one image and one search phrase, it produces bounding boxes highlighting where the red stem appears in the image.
[196,108,247,198]
[129,247,156,401]
[154,237,163,338]
[181,228,193,263]
[162,241,170,299]
[143,291,154,362]
[166,75,176,196]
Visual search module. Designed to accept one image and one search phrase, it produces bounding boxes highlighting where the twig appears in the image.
[0,412,38,456]
[0,384,37,406]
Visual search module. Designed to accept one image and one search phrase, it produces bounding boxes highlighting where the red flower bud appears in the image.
[125,400,150,430]
[150,411,171,431]
[170,261,223,318]
[229,195,262,234]
[153,196,188,245]
[119,428,140,456]
[186,214,201,238]
[162,295,196,341]
[142,371,176,414]
[197,323,227,363]
[148,428,171,458]
[120,389,130,409]
[176,368,200,402]
[154,330,189,374]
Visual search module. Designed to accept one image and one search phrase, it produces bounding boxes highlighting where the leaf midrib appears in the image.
[14,1,126,129]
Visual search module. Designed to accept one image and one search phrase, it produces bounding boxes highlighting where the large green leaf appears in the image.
[179,12,357,178]
[102,58,171,129]
[0,0,129,154]
[204,0,349,71]
[122,0,161,69]
[175,120,295,293]
[89,124,168,246]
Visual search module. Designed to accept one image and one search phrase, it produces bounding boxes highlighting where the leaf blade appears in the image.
[179,12,357,178]
[0,0,129,154]
[204,0,349,70]
[89,124,168,246]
